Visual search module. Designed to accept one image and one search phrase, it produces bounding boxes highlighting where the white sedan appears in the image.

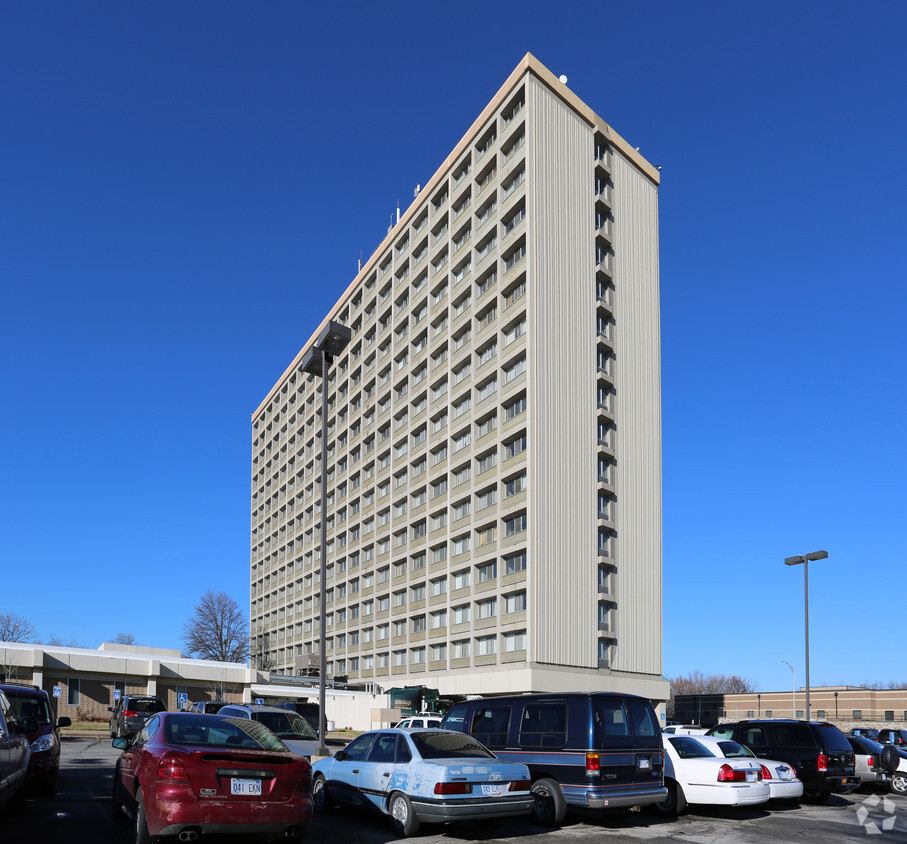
[704,735,803,801]
[656,734,770,816]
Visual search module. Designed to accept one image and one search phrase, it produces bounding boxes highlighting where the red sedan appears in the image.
[112,711,312,843]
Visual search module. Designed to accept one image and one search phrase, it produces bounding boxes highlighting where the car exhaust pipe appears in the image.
[285,827,302,838]
[178,830,200,842]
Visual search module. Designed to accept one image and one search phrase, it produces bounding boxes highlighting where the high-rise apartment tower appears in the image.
[251,54,666,703]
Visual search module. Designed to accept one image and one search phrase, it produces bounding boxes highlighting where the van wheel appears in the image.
[654,778,686,817]
[891,773,907,796]
[531,777,567,826]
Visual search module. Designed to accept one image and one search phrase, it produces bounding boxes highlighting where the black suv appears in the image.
[108,694,166,738]
[707,720,859,802]
[877,728,907,747]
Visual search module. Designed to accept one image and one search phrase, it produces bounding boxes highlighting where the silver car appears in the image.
[216,703,319,758]
[847,736,892,787]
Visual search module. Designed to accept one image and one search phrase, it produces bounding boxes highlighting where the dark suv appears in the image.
[877,729,907,747]
[707,720,859,802]
[108,694,166,738]
[0,684,71,796]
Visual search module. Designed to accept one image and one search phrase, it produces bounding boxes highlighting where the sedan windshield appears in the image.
[165,714,286,751]
[668,736,715,758]
[411,731,496,759]
[717,740,754,758]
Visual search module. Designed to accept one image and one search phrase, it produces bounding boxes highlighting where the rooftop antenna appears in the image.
[396,201,401,224]
[414,184,421,198]
[358,250,362,272]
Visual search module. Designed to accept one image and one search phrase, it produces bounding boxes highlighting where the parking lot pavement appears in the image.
[3,737,904,843]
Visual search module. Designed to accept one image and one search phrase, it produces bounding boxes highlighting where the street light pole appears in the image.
[301,320,351,758]
[784,550,828,721]
[781,659,796,718]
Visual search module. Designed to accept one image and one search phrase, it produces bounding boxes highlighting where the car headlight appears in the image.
[30,733,56,753]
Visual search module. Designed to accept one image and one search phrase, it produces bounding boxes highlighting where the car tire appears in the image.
[530,777,567,826]
[654,778,686,817]
[803,788,829,803]
[890,772,907,796]
[110,724,116,739]
[389,791,421,837]
[312,774,332,812]
[135,786,152,844]
[881,747,901,775]
[111,762,125,818]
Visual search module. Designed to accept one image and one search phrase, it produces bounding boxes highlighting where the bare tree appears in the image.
[665,670,756,716]
[47,635,83,647]
[112,632,136,645]
[182,591,249,664]
[0,612,36,643]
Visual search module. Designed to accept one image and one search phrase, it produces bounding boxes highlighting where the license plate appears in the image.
[638,757,651,770]
[746,771,756,782]
[231,778,262,796]
[481,784,502,796]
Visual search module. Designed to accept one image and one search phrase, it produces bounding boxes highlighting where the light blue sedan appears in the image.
[311,728,533,836]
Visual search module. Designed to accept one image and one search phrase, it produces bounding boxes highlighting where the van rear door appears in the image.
[595,696,662,788]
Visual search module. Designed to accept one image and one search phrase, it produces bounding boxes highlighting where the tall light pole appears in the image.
[781,659,796,718]
[784,550,828,721]
[301,320,351,758]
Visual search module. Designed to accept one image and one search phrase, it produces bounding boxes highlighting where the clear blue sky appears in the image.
[2,2,904,694]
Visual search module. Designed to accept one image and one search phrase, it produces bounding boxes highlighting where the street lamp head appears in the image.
[785,550,828,566]
[315,320,352,357]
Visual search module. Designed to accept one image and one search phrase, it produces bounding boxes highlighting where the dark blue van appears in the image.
[441,692,666,825]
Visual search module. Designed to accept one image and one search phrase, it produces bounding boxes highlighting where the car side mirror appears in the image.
[333,750,346,762]
[58,716,72,728]
[112,737,129,750]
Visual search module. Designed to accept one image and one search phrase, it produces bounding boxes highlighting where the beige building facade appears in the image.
[675,686,907,729]
[250,54,667,703]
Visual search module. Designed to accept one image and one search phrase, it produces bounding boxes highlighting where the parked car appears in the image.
[216,704,319,758]
[849,727,880,740]
[662,725,708,735]
[441,691,666,826]
[849,735,898,789]
[702,735,803,801]
[273,701,325,734]
[311,728,532,837]
[878,745,907,796]
[0,689,35,812]
[394,715,442,729]
[656,734,770,816]
[111,712,312,841]
[185,700,228,714]
[108,694,166,739]
[877,728,907,747]
[707,720,859,802]
[0,684,71,796]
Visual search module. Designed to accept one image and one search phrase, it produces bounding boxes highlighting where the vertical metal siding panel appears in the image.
[611,154,662,676]
[526,78,597,670]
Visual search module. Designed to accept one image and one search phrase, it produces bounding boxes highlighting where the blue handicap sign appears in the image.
[53,686,62,698]
[255,698,264,706]
[178,693,188,709]
[114,689,122,701]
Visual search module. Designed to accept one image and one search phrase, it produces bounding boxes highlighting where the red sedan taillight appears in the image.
[717,763,759,782]
[297,759,312,790]
[508,780,531,791]
[158,753,189,782]
[760,764,772,780]
[434,781,472,794]
[817,753,828,772]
